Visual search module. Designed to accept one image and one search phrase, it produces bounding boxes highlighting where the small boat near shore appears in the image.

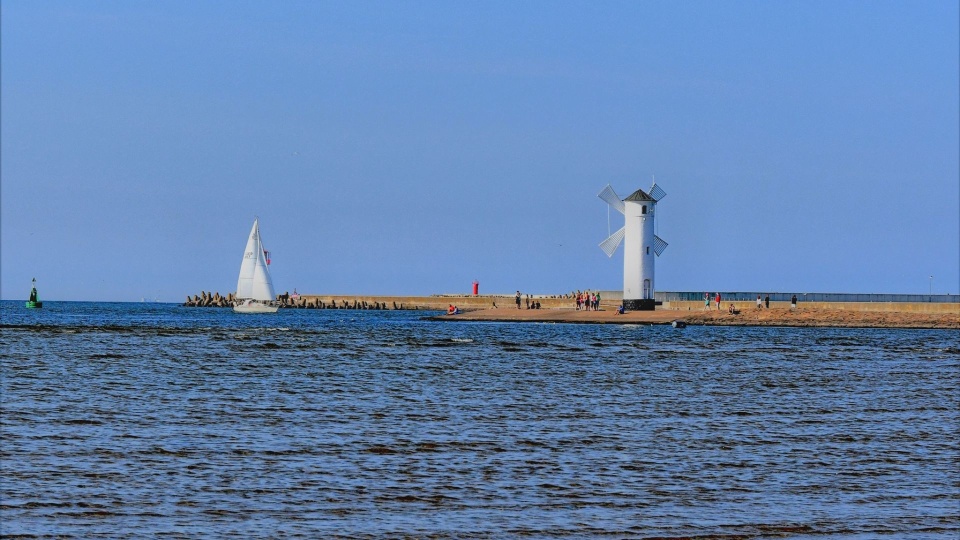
[25,278,43,309]
[233,218,279,314]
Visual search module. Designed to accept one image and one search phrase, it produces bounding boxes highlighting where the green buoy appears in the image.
[25,277,43,309]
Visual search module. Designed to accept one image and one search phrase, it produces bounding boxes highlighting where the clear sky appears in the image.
[2,0,958,301]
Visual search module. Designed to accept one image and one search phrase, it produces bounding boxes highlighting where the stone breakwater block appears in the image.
[184,291,234,307]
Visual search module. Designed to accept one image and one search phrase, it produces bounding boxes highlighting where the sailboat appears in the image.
[233,218,279,313]
[25,277,42,309]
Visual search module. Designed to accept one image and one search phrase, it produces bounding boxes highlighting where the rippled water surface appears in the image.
[2,301,958,538]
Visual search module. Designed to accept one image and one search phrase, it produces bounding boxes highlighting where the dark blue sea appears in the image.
[1,301,958,539]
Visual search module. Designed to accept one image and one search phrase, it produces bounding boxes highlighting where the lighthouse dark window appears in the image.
[642,205,647,214]
[646,247,650,254]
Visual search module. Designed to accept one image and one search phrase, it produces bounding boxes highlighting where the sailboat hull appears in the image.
[233,299,279,314]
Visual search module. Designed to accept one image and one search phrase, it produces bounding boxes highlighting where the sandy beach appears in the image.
[432,305,959,329]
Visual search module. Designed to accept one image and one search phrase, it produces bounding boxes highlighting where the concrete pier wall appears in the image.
[663,300,958,314]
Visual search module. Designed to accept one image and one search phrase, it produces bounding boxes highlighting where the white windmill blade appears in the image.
[598,184,625,214]
[653,235,668,256]
[599,226,625,257]
[649,182,666,202]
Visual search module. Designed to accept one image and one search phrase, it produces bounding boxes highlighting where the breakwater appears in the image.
[184,291,958,315]
[183,293,582,310]
[184,291,399,309]
[183,291,235,307]
[184,292,510,310]
[436,304,959,329]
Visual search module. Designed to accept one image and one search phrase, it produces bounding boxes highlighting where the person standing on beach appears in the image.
[715,292,722,310]
[516,291,521,309]
[764,294,770,309]
[757,295,762,309]
[791,294,798,309]
[595,292,601,310]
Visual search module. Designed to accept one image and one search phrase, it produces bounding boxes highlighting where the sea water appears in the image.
[1,301,957,538]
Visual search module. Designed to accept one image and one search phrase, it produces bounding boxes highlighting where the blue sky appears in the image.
[2,0,958,301]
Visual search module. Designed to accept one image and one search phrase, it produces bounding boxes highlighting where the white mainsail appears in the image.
[234,218,278,313]
[236,220,259,299]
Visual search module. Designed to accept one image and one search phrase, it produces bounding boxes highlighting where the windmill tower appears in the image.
[598,180,668,310]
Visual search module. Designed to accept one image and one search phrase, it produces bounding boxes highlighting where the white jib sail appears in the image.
[236,219,276,301]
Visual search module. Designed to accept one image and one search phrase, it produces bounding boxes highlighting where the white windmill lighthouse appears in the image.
[598,180,668,310]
